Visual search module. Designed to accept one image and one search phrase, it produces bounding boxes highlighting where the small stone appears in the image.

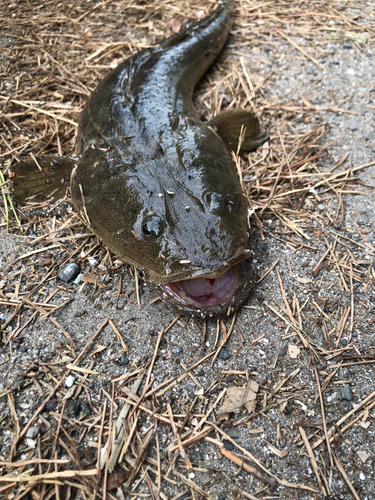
[26,426,39,439]
[26,438,36,449]
[80,402,91,416]
[311,97,319,105]
[171,346,183,357]
[197,368,205,377]
[118,355,129,365]
[45,399,58,412]
[222,439,234,451]
[217,347,231,360]
[74,273,84,285]
[58,263,80,283]
[186,383,195,393]
[285,404,293,414]
[343,40,353,49]
[65,375,75,388]
[341,384,353,401]
[347,68,355,76]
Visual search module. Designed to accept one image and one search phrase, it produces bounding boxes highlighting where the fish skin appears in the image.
[13,5,268,317]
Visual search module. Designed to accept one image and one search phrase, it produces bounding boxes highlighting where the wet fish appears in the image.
[12,5,268,318]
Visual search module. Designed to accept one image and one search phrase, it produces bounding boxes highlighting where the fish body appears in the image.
[13,6,268,318]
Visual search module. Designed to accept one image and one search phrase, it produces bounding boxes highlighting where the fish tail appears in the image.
[12,156,76,204]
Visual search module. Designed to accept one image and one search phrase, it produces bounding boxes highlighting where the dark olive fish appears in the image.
[12,5,268,318]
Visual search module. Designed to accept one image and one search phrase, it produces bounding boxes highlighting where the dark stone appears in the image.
[118,355,129,365]
[58,263,80,282]
[197,368,205,377]
[222,439,235,451]
[218,347,231,360]
[285,404,294,414]
[45,399,58,412]
[80,402,91,416]
[343,40,353,49]
[341,384,353,401]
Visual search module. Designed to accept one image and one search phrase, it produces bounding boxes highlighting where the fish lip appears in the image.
[147,246,251,285]
[159,257,256,319]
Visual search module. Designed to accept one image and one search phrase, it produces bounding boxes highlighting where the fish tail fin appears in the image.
[12,156,77,204]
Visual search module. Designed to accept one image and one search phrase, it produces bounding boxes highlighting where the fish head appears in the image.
[133,122,256,317]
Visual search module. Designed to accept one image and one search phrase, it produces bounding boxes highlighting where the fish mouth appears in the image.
[160,259,255,318]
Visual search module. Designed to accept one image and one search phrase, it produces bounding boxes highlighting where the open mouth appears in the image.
[160,259,254,316]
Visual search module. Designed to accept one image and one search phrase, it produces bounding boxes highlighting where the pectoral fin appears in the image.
[12,156,77,204]
[206,108,268,154]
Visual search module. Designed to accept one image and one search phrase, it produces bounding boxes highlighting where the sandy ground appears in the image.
[1,1,375,499]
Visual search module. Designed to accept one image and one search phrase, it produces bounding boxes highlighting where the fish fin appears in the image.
[12,156,76,204]
[206,108,268,153]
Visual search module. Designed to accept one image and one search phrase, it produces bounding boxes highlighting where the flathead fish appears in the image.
[13,5,268,318]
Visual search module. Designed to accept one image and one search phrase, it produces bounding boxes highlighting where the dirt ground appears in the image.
[1,1,375,499]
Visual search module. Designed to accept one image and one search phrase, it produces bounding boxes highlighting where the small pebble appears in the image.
[45,399,58,412]
[197,368,205,377]
[285,404,293,414]
[341,384,353,401]
[222,439,234,451]
[171,346,183,357]
[217,347,231,360]
[74,273,84,285]
[26,426,39,439]
[118,355,129,365]
[65,375,75,388]
[343,40,353,49]
[26,438,36,449]
[58,263,80,282]
[80,402,91,416]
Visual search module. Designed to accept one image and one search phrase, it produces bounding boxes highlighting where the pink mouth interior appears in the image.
[161,263,240,309]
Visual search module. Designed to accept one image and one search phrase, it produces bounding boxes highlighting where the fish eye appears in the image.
[205,192,232,214]
[141,214,165,239]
